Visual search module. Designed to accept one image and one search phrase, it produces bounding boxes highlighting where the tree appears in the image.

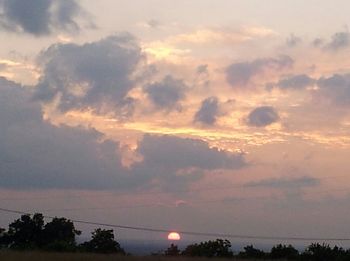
[42,217,81,251]
[301,243,346,261]
[239,245,266,259]
[0,227,6,248]
[80,228,125,254]
[182,239,233,257]
[165,243,180,256]
[6,213,44,250]
[270,244,299,259]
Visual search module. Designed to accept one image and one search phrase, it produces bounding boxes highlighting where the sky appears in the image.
[1,0,350,246]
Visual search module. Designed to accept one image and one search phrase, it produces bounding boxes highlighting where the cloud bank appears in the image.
[0,78,246,190]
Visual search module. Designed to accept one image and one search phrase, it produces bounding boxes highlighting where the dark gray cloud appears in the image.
[286,34,302,47]
[0,77,127,189]
[325,30,350,51]
[277,74,315,90]
[131,134,246,189]
[244,176,319,188]
[0,78,246,190]
[194,96,220,125]
[271,73,350,106]
[226,55,293,88]
[145,75,186,111]
[136,134,246,171]
[247,106,280,127]
[317,74,350,106]
[34,34,143,116]
[0,0,88,36]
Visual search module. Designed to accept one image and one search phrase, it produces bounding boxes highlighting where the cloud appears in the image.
[316,74,350,106]
[0,62,7,71]
[34,34,143,116]
[312,37,324,47]
[0,0,89,36]
[145,75,186,111]
[244,176,319,188]
[196,64,208,75]
[226,55,293,88]
[0,78,247,190]
[247,106,280,127]
[136,134,246,170]
[277,74,315,90]
[286,34,302,47]
[146,19,161,29]
[131,134,247,189]
[0,77,127,189]
[325,30,350,51]
[194,96,220,125]
[167,26,277,46]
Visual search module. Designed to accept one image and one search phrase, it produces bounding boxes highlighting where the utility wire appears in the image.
[1,206,350,242]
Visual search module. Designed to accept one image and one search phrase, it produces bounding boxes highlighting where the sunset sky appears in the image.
[1,0,350,245]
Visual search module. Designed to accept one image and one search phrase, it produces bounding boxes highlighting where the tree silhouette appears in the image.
[182,239,233,257]
[301,243,348,261]
[80,228,125,254]
[6,213,44,250]
[0,227,6,248]
[239,244,266,259]
[165,243,180,256]
[270,244,299,259]
[42,217,81,251]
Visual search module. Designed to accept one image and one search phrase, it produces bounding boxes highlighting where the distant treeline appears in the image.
[165,240,350,261]
[1,213,350,261]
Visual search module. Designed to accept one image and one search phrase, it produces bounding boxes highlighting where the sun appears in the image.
[167,232,181,241]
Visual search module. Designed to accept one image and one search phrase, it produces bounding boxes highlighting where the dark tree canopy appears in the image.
[80,228,125,254]
[42,217,81,251]
[270,244,299,259]
[239,244,266,259]
[301,243,350,261]
[2,214,80,251]
[182,239,233,257]
[6,213,45,249]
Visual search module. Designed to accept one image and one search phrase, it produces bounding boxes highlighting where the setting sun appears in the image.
[167,232,181,241]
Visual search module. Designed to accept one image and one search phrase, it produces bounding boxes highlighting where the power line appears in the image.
[1,206,350,242]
